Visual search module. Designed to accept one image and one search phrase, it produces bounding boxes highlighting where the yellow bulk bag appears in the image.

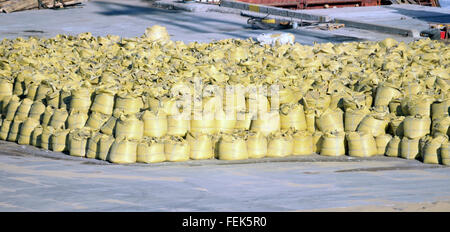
[400,137,420,160]
[51,129,70,152]
[247,131,267,159]
[0,96,12,115]
[431,100,449,119]
[41,106,55,127]
[278,86,298,104]
[357,113,388,136]
[389,99,403,116]
[98,134,115,161]
[70,88,92,113]
[386,136,401,157]
[320,131,345,157]
[137,137,166,163]
[114,114,144,140]
[346,131,378,157]
[59,88,72,110]
[423,135,448,164]
[313,131,323,153]
[143,25,170,42]
[167,115,189,136]
[100,116,117,135]
[0,120,12,140]
[190,112,216,135]
[215,110,236,133]
[218,133,248,160]
[49,108,68,129]
[441,141,450,165]
[316,108,344,133]
[25,82,39,101]
[66,110,89,130]
[86,132,102,159]
[0,79,13,101]
[431,117,450,136]
[108,138,138,164]
[267,131,294,158]
[90,89,115,115]
[7,118,23,142]
[40,126,55,150]
[31,125,43,147]
[292,131,313,156]
[380,38,398,48]
[303,91,331,112]
[305,109,316,133]
[35,83,51,101]
[68,129,91,157]
[28,101,46,121]
[235,111,253,130]
[85,111,109,130]
[250,111,280,136]
[344,108,369,132]
[165,136,190,162]
[280,103,307,131]
[403,115,431,139]
[15,98,33,121]
[374,84,401,107]
[114,93,143,115]
[375,134,392,156]
[18,118,40,145]
[142,110,167,137]
[45,91,60,109]
[389,116,405,137]
[187,132,214,160]
[402,95,434,117]
[5,95,20,121]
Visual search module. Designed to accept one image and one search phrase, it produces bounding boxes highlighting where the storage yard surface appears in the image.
[1,0,450,212]
[1,140,450,211]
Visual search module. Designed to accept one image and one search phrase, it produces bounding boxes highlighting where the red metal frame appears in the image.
[236,0,380,9]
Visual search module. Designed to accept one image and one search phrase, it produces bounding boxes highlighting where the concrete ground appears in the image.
[0,0,450,211]
[1,140,450,211]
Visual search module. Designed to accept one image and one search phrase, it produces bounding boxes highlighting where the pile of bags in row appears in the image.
[0,26,448,164]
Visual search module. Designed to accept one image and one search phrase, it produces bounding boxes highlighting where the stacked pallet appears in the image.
[0,0,85,13]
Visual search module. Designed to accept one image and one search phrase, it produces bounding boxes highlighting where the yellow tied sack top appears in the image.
[374,83,402,107]
[316,108,344,133]
[218,133,248,161]
[18,118,40,145]
[70,88,92,113]
[114,113,144,140]
[51,129,70,152]
[114,93,143,115]
[346,131,378,157]
[137,137,166,163]
[423,135,448,164]
[267,131,294,158]
[280,103,307,131]
[247,131,267,159]
[142,110,167,138]
[164,136,190,162]
[186,132,214,160]
[357,113,388,137]
[292,131,314,156]
[403,115,431,139]
[107,138,138,164]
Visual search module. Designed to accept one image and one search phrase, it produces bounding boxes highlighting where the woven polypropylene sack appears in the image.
[346,131,378,157]
[292,131,313,156]
[250,111,280,136]
[41,106,55,127]
[167,115,189,136]
[403,115,431,139]
[142,110,167,137]
[320,132,345,156]
[0,120,11,140]
[49,108,68,129]
[15,98,33,121]
[218,134,248,160]
[0,80,13,101]
[31,125,43,147]
[247,132,267,159]
[90,90,115,115]
[86,132,102,159]
[40,126,55,150]
[431,117,450,136]
[68,129,91,157]
[108,138,138,164]
[28,101,46,121]
[7,118,23,142]
[114,114,144,140]
[100,116,117,135]
[190,112,216,135]
[46,91,60,109]
[70,88,92,113]
[5,95,20,121]
[305,110,316,133]
[313,131,323,153]
[98,135,114,161]
[215,110,237,134]
[374,84,401,107]
[235,111,253,130]
[442,141,450,165]
[85,111,110,130]
[389,116,405,137]
[431,100,449,119]
[400,137,420,160]
[344,108,369,132]
[18,118,40,145]
[280,103,307,131]
[385,136,401,157]
[137,138,166,163]
[316,108,344,133]
[66,110,89,130]
[187,132,214,160]
[423,135,448,164]
[51,129,70,152]
[114,94,143,115]
[357,113,388,137]
[165,137,190,162]
[375,134,392,155]
[267,132,293,158]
